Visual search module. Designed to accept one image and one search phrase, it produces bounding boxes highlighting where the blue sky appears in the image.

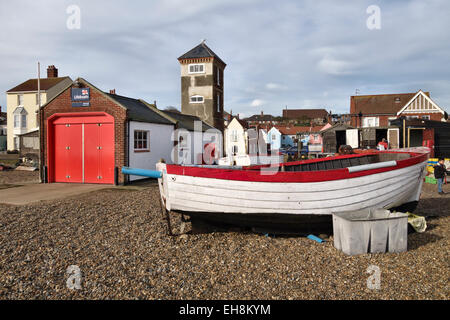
[1,0,449,118]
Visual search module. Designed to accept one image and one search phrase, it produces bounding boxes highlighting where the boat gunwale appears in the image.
[165,150,429,183]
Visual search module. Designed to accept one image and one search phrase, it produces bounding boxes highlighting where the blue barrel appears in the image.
[122,167,162,179]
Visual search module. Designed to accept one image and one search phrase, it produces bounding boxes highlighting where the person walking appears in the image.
[434,158,448,195]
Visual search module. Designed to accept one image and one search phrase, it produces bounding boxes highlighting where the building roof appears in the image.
[7,77,72,93]
[321,123,354,133]
[228,117,249,129]
[276,125,326,135]
[244,113,276,122]
[282,108,329,119]
[178,42,226,65]
[350,91,430,115]
[105,93,174,125]
[162,110,214,132]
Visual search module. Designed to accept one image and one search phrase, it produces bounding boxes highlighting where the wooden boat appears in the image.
[153,148,429,233]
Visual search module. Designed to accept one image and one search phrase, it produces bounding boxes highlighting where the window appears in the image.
[134,130,149,151]
[216,66,220,86]
[217,94,220,112]
[272,134,276,140]
[231,130,238,142]
[232,145,239,155]
[179,135,188,148]
[421,115,430,120]
[188,64,205,74]
[17,94,24,106]
[190,95,204,103]
[406,116,419,120]
[35,93,43,105]
[21,114,27,128]
[363,117,379,128]
[14,115,20,128]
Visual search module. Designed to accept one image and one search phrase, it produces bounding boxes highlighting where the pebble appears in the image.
[0,170,448,299]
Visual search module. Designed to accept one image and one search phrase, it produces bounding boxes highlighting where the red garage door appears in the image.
[48,113,115,184]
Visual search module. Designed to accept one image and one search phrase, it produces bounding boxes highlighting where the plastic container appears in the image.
[425,176,437,184]
[332,209,408,255]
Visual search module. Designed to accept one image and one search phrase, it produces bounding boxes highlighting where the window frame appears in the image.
[17,94,24,106]
[363,116,379,128]
[231,129,238,142]
[133,130,150,152]
[190,95,204,104]
[216,66,220,86]
[216,94,220,112]
[21,114,27,128]
[188,63,205,74]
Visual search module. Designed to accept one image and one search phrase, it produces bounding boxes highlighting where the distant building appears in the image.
[161,109,217,165]
[350,90,447,128]
[0,106,6,151]
[267,127,282,150]
[6,65,72,151]
[350,90,448,149]
[282,108,330,125]
[330,113,351,125]
[224,117,249,158]
[244,111,278,126]
[178,41,226,132]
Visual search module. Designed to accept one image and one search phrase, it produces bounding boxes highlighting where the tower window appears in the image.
[217,94,220,112]
[188,64,205,74]
[190,95,204,103]
[216,66,220,86]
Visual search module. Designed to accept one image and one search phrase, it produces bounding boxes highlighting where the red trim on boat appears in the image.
[165,152,429,183]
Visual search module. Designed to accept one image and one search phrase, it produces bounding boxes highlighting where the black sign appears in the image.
[71,88,90,107]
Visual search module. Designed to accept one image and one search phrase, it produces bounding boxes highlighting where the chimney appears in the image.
[47,65,58,78]
[109,89,116,94]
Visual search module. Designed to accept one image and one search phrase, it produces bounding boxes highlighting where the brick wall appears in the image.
[41,83,128,184]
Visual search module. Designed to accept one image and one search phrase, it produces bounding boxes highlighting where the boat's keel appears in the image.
[174,211,333,235]
[390,200,419,213]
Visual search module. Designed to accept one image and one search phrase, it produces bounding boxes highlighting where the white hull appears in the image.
[158,160,427,215]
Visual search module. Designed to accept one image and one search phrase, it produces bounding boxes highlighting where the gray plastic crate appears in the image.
[332,209,408,255]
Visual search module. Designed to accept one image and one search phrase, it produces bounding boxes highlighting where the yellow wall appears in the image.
[6,77,72,150]
[6,92,47,150]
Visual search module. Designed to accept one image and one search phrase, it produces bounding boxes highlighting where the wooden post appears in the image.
[407,128,410,148]
[403,118,406,148]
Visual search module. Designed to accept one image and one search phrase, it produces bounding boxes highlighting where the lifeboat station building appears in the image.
[40,78,175,185]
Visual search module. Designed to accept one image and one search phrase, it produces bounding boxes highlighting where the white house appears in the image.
[224,117,248,157]
[162,110,220,165]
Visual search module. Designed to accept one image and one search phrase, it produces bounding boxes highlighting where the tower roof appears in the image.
[178,42,226,66]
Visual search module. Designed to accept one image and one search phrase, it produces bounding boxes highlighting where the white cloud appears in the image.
[250,99,265,107]
[0,0,449,116]
[265,83,287,90]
